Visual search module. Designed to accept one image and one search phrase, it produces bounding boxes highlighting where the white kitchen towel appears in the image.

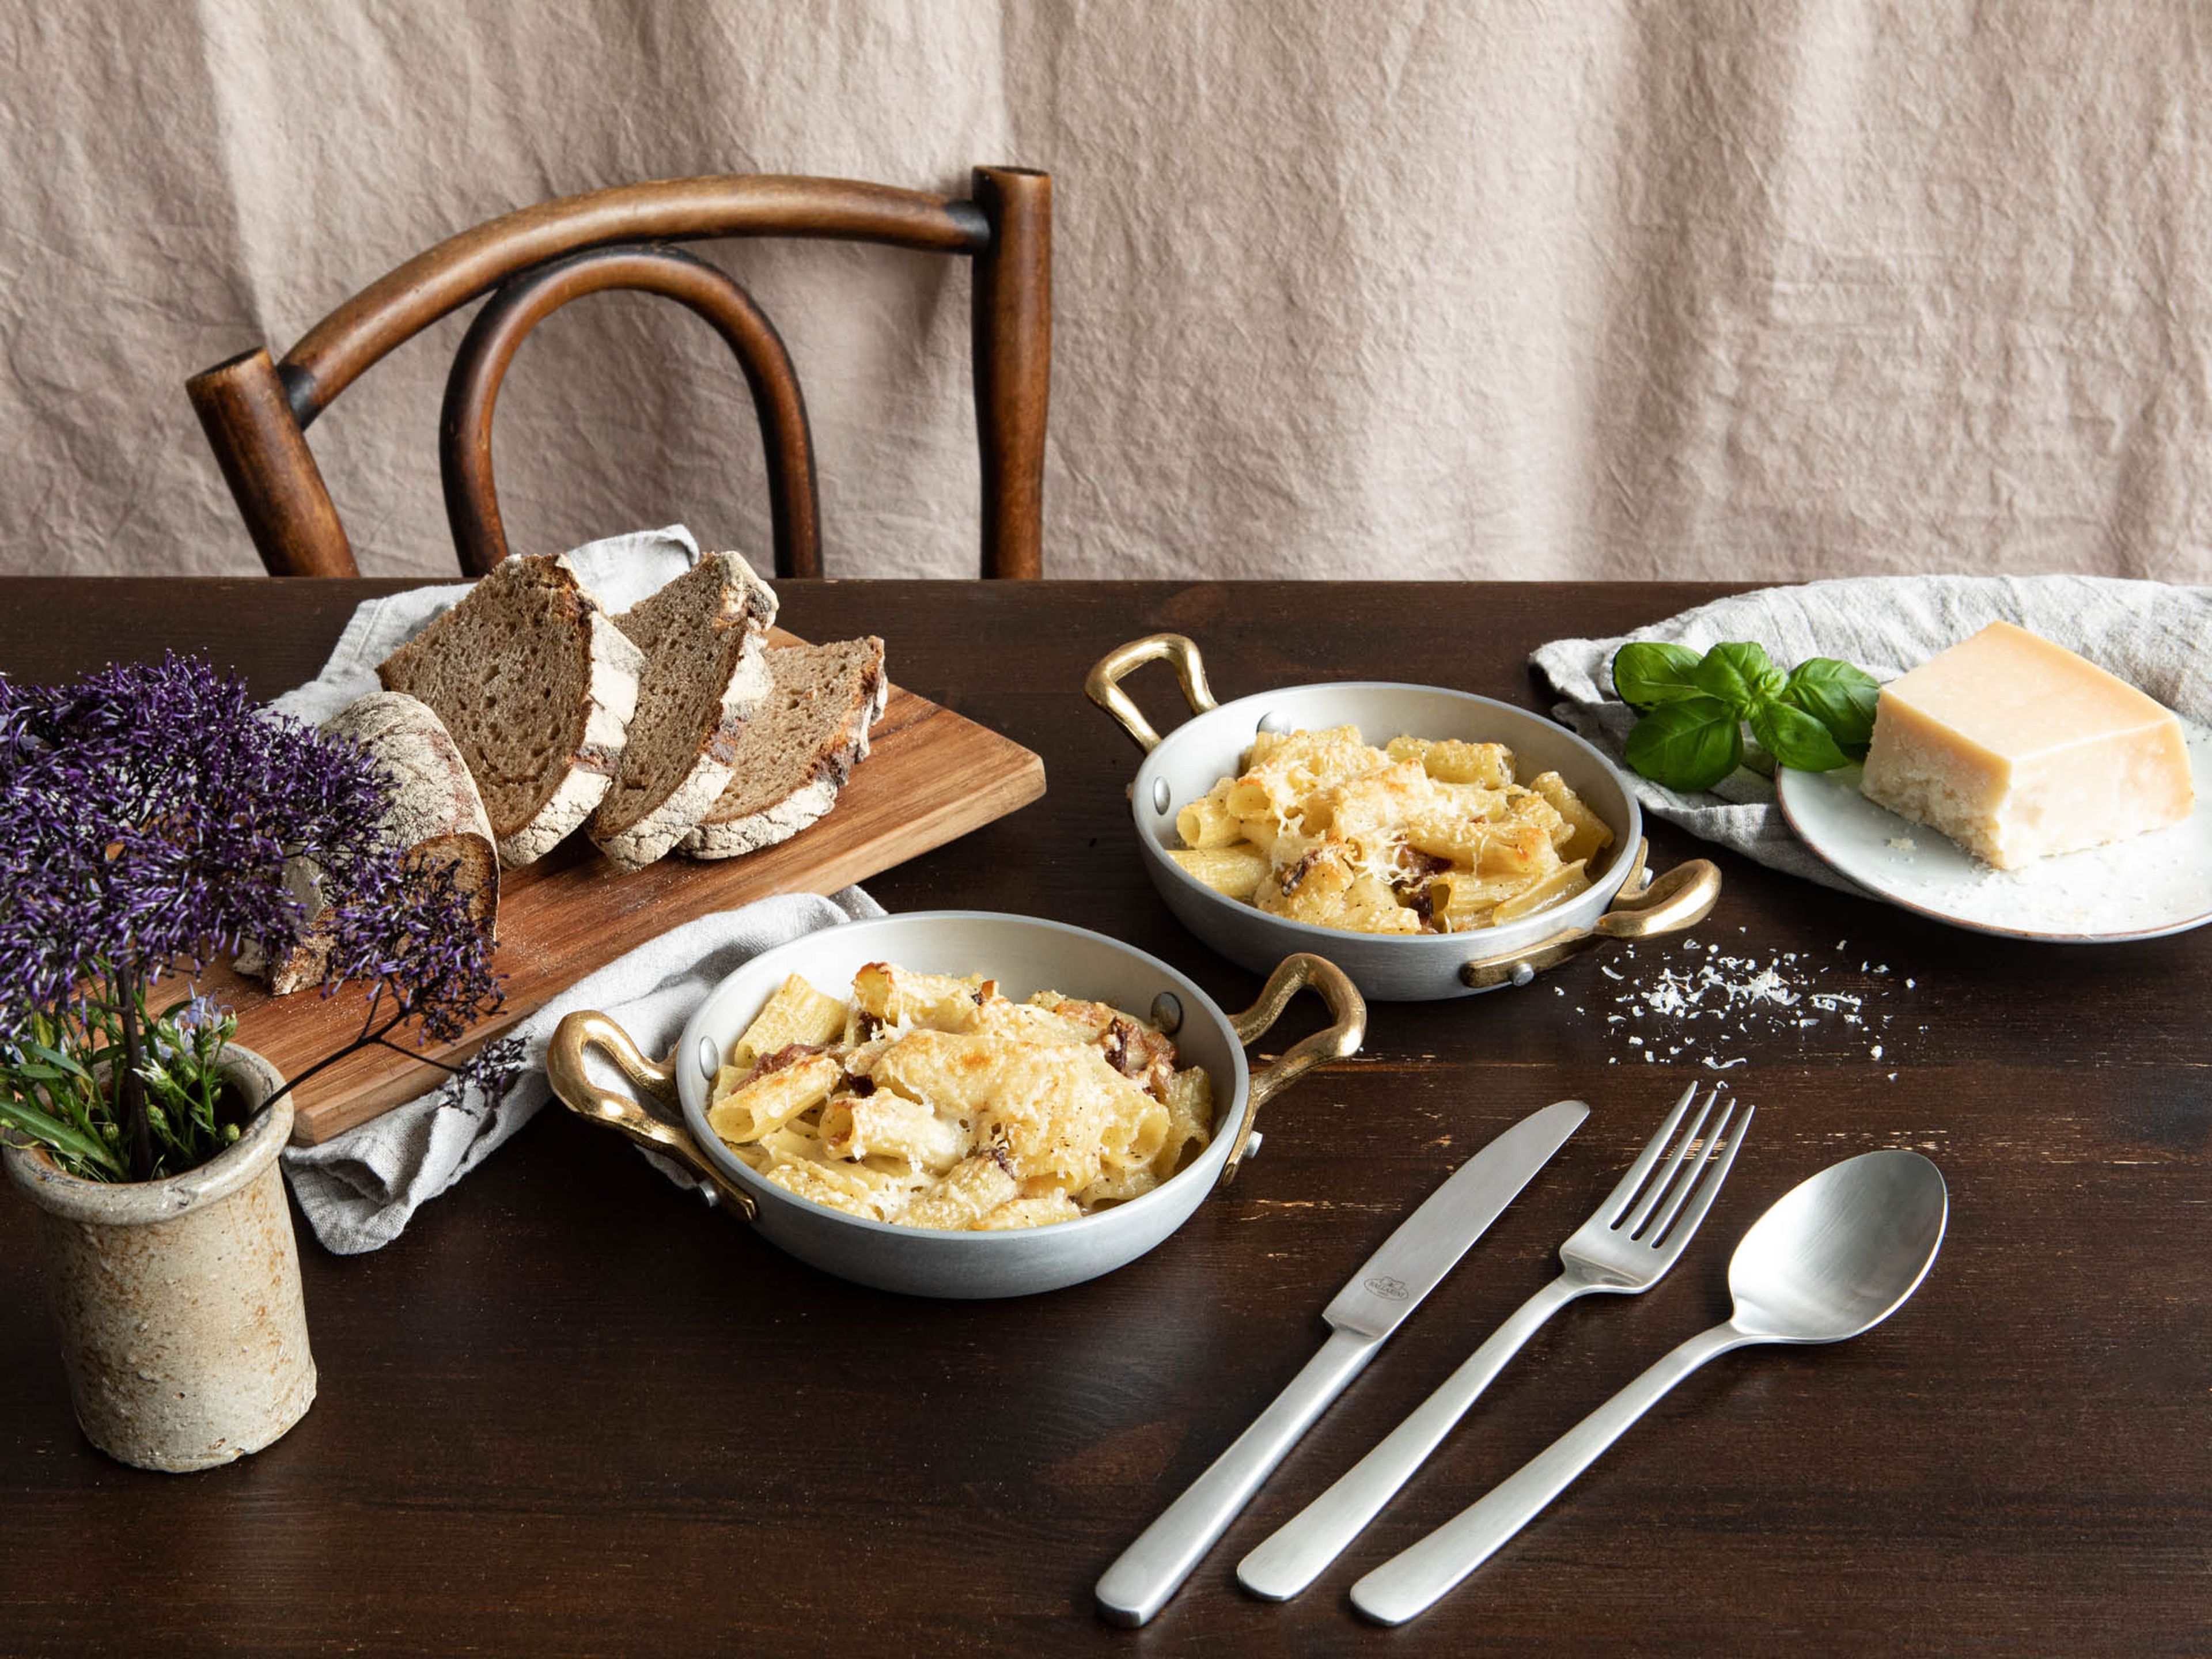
[268,522,703,726]
[266,522,882,1253]
[283,889,884,1255]
[1531,574,2212,893]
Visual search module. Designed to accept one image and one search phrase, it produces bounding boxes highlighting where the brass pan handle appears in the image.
[1217,953,1366,1188]
[1084,633,1219,752]
[1594,854,1722,938]
[1457,840,1722,990]
[546,1010,758,1223]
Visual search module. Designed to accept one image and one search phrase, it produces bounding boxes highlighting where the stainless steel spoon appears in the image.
[1350,1148,1949,1626]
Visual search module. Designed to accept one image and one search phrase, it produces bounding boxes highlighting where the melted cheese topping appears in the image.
[707,965,1214,1230]
[1173,725,1614,934]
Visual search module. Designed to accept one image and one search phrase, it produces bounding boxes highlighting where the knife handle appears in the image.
[1236,1272,1585,1601]
[1096,1325,1378,1627]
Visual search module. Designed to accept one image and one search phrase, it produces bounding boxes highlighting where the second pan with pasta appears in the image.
[544,911,1363,1298]
[1085,634,1722,1002]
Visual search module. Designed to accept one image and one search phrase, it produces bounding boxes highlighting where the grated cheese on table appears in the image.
[1581,936,1912,1075]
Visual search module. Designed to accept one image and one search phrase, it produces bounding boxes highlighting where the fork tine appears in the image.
[1602,1082,1699,1226]
[1621,1086,1716,1238]
[1650,1101,1754,1252]
[1641,1099,1735,1244]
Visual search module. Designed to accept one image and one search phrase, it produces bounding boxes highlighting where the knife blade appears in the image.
[1093,1096,1588,1627]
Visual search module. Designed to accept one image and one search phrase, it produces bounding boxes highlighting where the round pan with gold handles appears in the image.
[543,910,1365,1299]
[1085,633,1721,1002]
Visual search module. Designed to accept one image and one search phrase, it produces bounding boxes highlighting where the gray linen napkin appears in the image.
[1530,574,2212,893]
[263,522,883,1253]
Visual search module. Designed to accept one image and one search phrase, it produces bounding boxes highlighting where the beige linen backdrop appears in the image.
[2,1,2209,581]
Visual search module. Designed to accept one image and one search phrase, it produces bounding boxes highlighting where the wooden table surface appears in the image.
[2,579,2206,1657]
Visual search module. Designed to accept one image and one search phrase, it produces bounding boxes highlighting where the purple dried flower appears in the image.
[0,654,507,1181]
[0,653,391,1025]
[436,1035,528,1115]
[317,847,502,1047]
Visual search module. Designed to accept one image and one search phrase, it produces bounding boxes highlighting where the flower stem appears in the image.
[117,968,152,1183]
[370,1034,469,1074]
[259,1009,413,1112]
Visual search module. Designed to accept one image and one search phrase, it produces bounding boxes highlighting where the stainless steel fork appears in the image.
[1234,1081,1751,1601]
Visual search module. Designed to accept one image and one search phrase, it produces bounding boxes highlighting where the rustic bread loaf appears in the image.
[376,553,644,868]
[679,637,888,860]
[240,691,499,994]
[586,551,778,870]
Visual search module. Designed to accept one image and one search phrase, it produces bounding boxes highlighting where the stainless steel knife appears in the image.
[1093,1096,1589,1627]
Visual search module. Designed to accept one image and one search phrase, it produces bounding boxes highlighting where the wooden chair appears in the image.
[187,168,1050,578]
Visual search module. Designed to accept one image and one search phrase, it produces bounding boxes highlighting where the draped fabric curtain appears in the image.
[2,1,2207,581]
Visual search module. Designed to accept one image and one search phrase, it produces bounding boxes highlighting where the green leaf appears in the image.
[1784,657,1881,760]
[1609,642,1705,710]
[24,1041,89,1080]
[1751,698,1850,772]
[1688,642,1785,715]
[0,1095,126,1177]
[1623,698,1746,792]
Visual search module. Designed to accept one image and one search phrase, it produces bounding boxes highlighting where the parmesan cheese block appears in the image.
[1858,621,2195,869]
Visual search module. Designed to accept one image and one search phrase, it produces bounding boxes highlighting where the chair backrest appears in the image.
[187,168,1051,578]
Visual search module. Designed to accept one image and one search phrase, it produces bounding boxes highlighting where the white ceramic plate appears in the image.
[1775,722,2212,942]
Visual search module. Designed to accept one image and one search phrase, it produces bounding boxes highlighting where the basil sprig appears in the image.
[1610,641,1880,793]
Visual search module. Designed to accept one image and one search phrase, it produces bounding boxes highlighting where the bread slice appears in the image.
[327,691,501,935]
[679,638,888,860]
[376,553,644,867]
[241,692,499,994]
[586,551,778,870]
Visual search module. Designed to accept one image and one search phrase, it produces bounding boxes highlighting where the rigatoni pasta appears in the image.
[706,965,1215,1230]
[1168,725,1615,935]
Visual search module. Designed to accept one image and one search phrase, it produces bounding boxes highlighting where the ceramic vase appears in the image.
[1,1044,316,1472]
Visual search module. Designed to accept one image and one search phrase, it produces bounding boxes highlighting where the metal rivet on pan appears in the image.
[1245,1131,1264,1158]
[1256,709,1291,735]
[1510,961,1536,988]
[698,1035,721,1078]
[1150,991,1183,1033]
[1152,777,1172,815]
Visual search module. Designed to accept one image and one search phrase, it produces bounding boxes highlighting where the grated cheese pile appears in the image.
[1570,930,1912,1075]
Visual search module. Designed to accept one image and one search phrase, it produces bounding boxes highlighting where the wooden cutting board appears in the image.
[169,649,1044,1145]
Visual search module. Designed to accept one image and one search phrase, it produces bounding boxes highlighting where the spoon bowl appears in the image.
[1728,1149,1949,1343]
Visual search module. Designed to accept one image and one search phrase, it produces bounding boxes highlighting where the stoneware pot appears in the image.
[1,1044,317,1472]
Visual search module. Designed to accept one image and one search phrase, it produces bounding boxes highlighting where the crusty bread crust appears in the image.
[589,551,778,871]
[239,691,501,995]
[680,643,887,860]
[324,692,498,877]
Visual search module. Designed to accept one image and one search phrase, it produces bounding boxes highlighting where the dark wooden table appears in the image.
[3,579,2207,1656]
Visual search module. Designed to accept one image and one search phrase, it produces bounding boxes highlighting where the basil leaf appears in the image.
[1783,657,1881,760]
[1609,642,1705,710]
[1623,698,1745,792]
[1688,642,1785,714]
[1751,696,1850,772]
